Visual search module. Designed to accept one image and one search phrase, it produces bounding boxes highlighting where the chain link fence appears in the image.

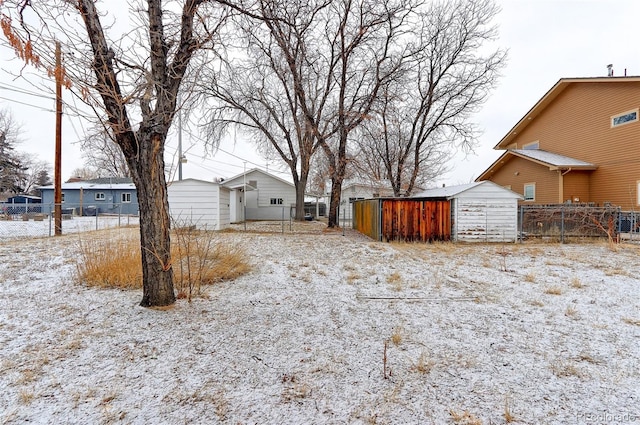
[0,202,139,241]
[519,205,640,242]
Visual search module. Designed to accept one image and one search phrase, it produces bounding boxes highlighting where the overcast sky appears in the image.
[1,0,639,186]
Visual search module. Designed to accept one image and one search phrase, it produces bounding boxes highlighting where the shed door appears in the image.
[455,199,517,243]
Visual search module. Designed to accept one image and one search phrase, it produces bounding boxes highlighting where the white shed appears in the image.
[415,181,523,242]
[167,178,230,230]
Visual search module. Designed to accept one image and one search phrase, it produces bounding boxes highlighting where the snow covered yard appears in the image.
[1,222,639,424]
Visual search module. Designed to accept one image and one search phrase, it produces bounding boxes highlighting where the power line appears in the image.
[0,95,55,112]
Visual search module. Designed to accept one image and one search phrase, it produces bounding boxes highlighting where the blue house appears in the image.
[39,177,139,216]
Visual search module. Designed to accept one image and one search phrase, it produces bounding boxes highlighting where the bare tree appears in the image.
[203,1,328,220]
[0,108,26,194]
[69,167,101,181]
[1,0,227,306]
[80,126,130,178]
[16,155,52,195]
[216,0,411,227]
[356,0,506,196]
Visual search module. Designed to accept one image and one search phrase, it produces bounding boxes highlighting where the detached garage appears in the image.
[414,181,523,243]
[167,179,230,230]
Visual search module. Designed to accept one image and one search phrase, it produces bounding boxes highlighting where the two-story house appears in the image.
[477,76,640,210]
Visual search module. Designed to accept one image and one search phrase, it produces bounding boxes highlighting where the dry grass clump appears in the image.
[74,229,250,297]
[570,276,584,289]
[386,272,403,291]
[411,351,434,374]
[622,317,640,326]
[544,286,563,295]
[75,234,142,289]
[449,409,482,425]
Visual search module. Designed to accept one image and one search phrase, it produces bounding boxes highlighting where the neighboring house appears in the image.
[167,178,230,230]
[477,76,640,209]
[0,195,42,214]
[39,177,139,215]
[222,168,296,222]
[414,181,523,243]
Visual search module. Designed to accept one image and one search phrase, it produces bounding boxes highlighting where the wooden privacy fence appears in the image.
[353,199,451,242]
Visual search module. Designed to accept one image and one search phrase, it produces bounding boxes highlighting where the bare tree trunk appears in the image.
[130,133,175,307]
[328,177,343,227]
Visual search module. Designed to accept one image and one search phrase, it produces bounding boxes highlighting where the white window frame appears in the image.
[611,109,638,128]
[95,192,105,201]
[523,183,535,201]
[270,198,283,205]
[523,141,539,150]
[121,193,132,203]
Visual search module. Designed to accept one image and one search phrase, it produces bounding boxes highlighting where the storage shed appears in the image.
[414,181,523,242]
[353,181,522,243]
[167,178,230,230]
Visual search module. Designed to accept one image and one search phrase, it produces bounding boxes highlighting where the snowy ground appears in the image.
[1,221,639,424]
[0,215,139,240]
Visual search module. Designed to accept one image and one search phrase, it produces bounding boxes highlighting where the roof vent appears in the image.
[607,64,614,77]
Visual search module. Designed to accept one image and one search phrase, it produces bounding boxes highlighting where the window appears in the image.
[611,109,638,127]
[523,183,535,201]
[349,197,364,203]
[61,193,65,203]
[95,192,105,201]
[270,198,283,205]
[121,193,131,203]
[523,141,539,149]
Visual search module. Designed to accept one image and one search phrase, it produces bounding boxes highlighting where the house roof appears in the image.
[39,181,136,190]
[222,167,294,190]
[494,76,640,149]
[413,180,523,199]
[39,177,135,191]
[476,149,597,181]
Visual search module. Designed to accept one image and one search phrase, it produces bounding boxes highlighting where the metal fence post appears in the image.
[519,206,525,243]
[560,205,565,243]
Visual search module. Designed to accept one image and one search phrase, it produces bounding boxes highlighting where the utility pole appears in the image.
[178,106,183,181]
[54,41,62,236]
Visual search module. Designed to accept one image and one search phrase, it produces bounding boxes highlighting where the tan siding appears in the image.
[486,156,560,204]
[562,171,590,204]
[508,81,640,209]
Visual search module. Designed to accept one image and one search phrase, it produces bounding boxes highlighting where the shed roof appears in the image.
[413,180,523,200]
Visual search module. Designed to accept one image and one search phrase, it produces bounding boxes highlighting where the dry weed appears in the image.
[18,390,35,405]
[622,317,640,326]
[504,396,515,423]
[449,409,482,425]
[550,360,583,378]
[544,286,563,295]
[524,272,536,283]
[529,299,544,307]
[74,229,250,297]
[390,327,403,346]
[411,351,434,374]
[565,305,579,319]
[570,276,584,288]
[386,272,403,291]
